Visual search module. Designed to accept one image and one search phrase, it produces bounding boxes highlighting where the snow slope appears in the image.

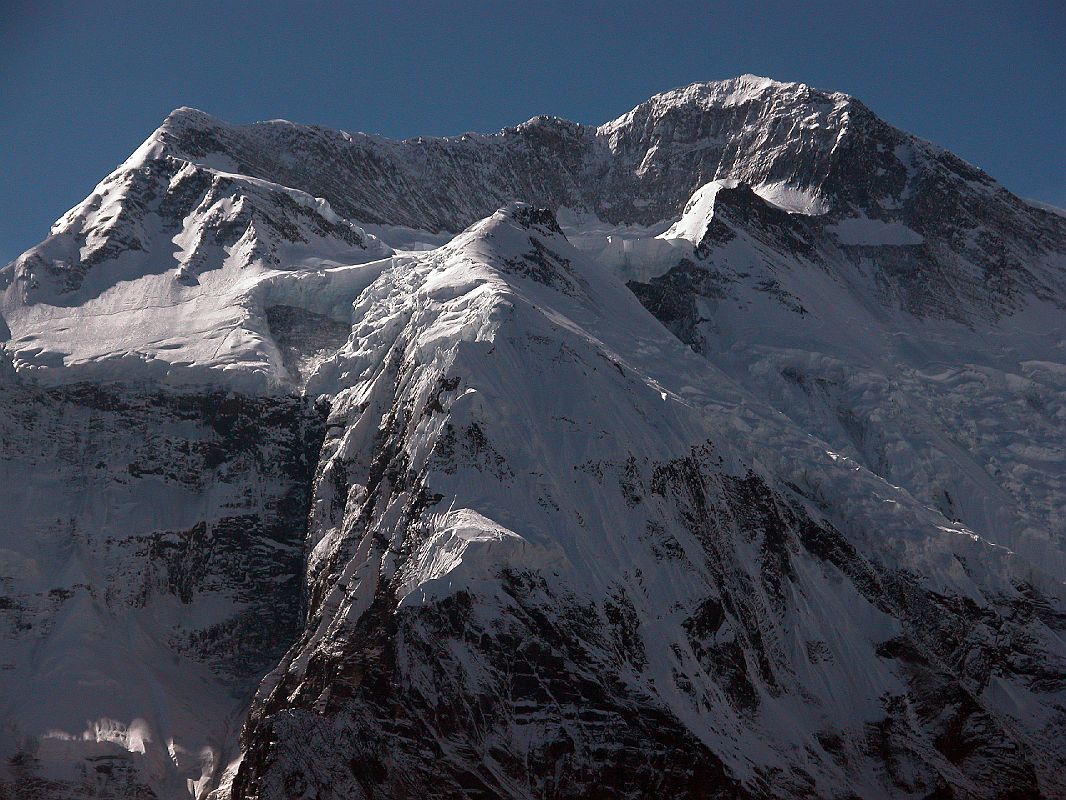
[0,152,391,392]
[626,180,1066,574]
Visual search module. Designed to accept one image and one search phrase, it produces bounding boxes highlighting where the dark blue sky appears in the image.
[2,0,1063,263]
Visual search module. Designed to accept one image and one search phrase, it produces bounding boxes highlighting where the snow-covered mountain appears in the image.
[2,76,1065,799]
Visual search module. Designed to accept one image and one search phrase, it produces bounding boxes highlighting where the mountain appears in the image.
[2,76,1065,799]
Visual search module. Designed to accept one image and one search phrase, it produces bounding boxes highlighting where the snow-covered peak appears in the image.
[597,75,850,138]
[4,81,1066,800]
[660,179,742,243]
[511,114,583,133]
[431,203,593,302]
[56,75,1049,253]
[161,105,224,130]
[3,75,1063,394]
[0,150,393,391]
[118,106,228,170]
[446,202,566,248]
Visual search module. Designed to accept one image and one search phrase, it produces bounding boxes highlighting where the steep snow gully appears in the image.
[2,75,1066,799]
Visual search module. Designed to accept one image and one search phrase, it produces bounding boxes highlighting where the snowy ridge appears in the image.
[69,75,948,232]
[5,75,1061,393]
[231,205,1066,799]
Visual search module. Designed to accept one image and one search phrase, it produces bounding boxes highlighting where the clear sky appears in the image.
[2,0,1063,263]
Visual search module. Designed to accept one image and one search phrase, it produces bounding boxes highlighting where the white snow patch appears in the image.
[752,181,830,215]
[660,180,740,242]
[396,509,563,605]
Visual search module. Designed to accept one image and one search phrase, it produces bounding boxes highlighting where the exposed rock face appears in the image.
[0,381,327,798]
[1,77,1065,799]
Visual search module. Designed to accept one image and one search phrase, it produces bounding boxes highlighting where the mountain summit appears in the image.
[2,78,1065,800]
